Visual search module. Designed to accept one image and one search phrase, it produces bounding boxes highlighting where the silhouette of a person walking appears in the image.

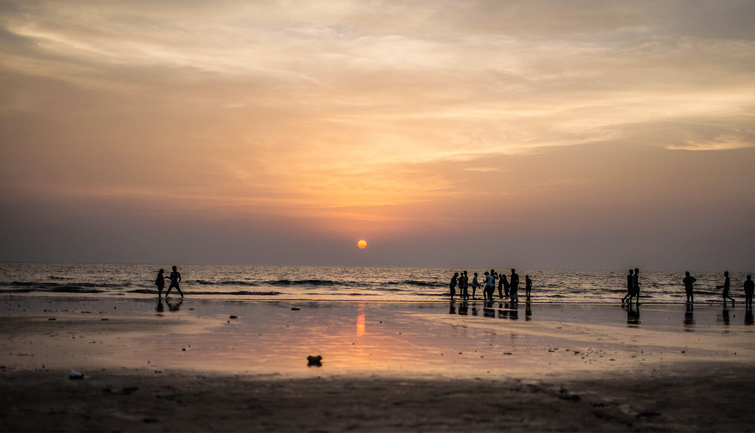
[165,265,184,298]
[717,271,734,306]
[622,269,634,304]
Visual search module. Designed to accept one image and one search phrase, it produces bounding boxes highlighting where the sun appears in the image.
[357,239,367,249]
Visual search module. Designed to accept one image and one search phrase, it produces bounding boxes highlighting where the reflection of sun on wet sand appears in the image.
[1,298,755,431]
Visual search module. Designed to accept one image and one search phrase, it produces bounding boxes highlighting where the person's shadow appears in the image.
[166,297,183,312]
[626,303,640,326]
[483,300,496,318]
[458,300,468,316]
[156,297,164,313]
[721,304,731,326]
[684,303,694,328]
[509,301,519,321]
[745,307,754,326]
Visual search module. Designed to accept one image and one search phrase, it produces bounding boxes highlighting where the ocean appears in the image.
[0,262,748,304]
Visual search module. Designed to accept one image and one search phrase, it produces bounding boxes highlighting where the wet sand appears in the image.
[1,297,755,431]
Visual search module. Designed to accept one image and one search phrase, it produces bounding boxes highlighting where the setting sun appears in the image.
[357,240,367,249]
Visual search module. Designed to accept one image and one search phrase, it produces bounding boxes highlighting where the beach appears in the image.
[2,297,755,431]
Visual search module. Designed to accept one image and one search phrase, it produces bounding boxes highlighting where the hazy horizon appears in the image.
[1,1,754,271]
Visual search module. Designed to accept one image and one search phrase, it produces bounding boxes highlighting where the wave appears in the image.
[1,281,116,294]
[269,279,343,286]
[384,280,444,288]
[0,283,110,294]
[145,290,282,296]
[192,278,357,287]
[194,280,260,287]
[50,286,104,294]
[5,281,128,289]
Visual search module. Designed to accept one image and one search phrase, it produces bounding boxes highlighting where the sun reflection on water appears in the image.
[356,303,366,337]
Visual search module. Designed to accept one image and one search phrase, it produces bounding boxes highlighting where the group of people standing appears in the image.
[449,269,532,302]
[623,268,755,308]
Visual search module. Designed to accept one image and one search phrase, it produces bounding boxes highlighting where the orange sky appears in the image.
[1,1,754,269]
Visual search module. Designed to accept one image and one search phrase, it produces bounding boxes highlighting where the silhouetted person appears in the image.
[471,272,480,299]
[484,271,495,301]
[509,269,519,302]
[500,274,510,299]
[449,272,459,299]
[622,269,634,304]
[489,269,498,301]
[632,268,640,304]
[744,275,754,309]
[165,265,184,298]
[155,268,165,298]
[460,271,469,299]
[717,271,734,306]
[525,275,532,301]
[683,271,696,303]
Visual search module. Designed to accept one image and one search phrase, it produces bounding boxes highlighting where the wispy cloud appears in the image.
[668,133,754,151]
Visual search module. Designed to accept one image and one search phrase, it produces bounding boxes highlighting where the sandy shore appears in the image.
[2,297,755,431]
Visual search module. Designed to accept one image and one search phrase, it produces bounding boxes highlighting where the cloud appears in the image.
[667,133,754,151]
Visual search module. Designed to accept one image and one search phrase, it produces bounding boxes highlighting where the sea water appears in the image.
[0,262,748,304]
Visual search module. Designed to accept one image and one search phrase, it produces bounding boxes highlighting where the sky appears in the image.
[1,0,754,270]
